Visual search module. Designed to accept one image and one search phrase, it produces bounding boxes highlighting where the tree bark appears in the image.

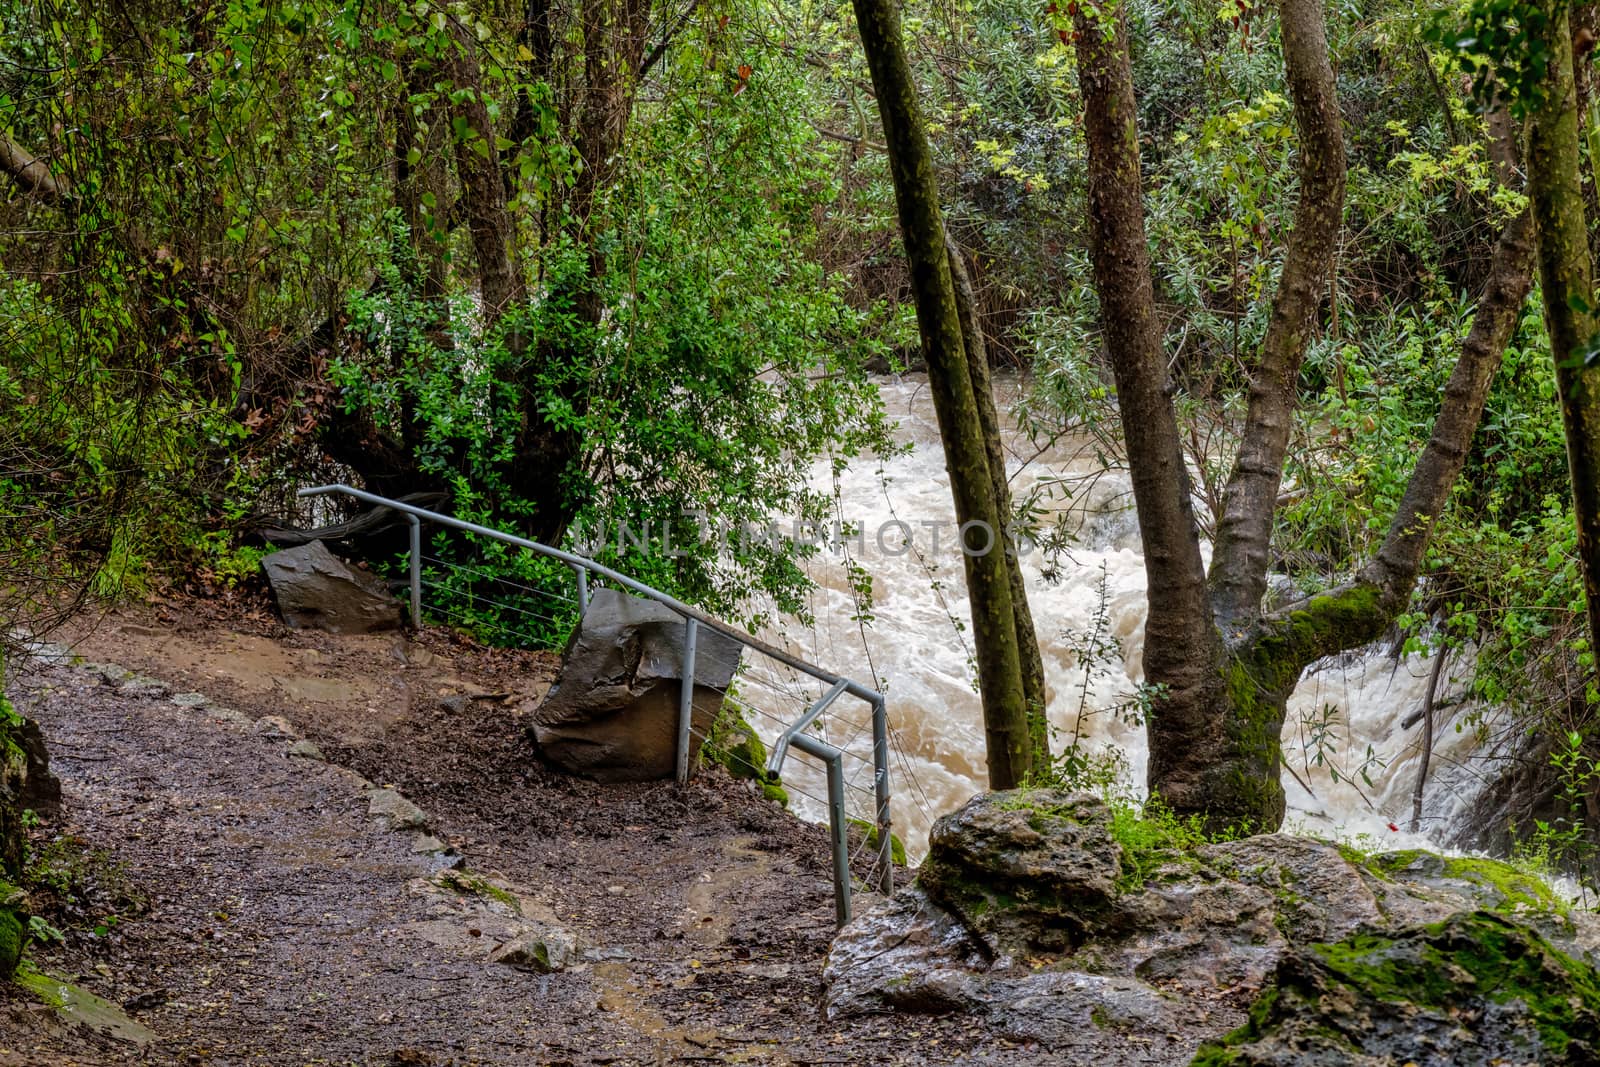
[853,0,1034,787]
[947,235,1050,760]
[1217,190,1534,829]
[0,135,67,199]
[394,62,452,305]
[1528,0,1600,656]
[446,23,525,328]
[1208,0,1347,630]
[1073,0,1227,816]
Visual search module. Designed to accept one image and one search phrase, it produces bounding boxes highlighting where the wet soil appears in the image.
[3,596,1042,1065]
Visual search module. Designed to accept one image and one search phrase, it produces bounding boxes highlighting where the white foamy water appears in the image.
[748,376,1493,862]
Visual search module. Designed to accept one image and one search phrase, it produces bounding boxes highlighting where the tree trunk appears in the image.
[1073,0,1228,816]
[852,0,1034,787]
[446,22,525,328]
[1528,0,1600,655]
[1208,0,1347,630]
[394,62,452,306]
[947,235,1050,760]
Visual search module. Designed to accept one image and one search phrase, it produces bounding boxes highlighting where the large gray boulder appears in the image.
[917,789,1123,958]
[261,540,403,634]
[531,588,742,781]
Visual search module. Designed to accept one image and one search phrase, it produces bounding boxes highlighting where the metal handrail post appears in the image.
[574,566,589,616]
[676,618,699,785]
[405,514,422,629]
[793,733,851,926]
[872,696,893,896]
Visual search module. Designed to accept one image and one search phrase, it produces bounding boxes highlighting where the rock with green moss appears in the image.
[828,791,1600,1065]
[1191,910,1600,1065]
[699,706,788,806]
[918,789,1122,957]
[848,817,907,866]
[0,881,25,980]
[1,690,54,982]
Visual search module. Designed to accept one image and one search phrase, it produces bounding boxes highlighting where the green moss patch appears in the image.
[699,704,787,807]
[847,817,907,866]
[0,888,24,980]
[1362,848,1568,916]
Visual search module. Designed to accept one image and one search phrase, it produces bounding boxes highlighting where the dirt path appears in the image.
[2,600,1036,1065]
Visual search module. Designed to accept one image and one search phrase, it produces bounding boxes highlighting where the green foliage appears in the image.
[331,26,899,639]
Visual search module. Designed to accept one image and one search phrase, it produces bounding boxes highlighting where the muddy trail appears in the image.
[2,598,1036,1065]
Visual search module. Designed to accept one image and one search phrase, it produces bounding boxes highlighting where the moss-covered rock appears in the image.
[699,706,788,807]
[848,816,907,866]
[917,789,1122,957]
[0,882,24,980]
[2,687,56,983]
[1362,848,1567,915]
[1191,910,1600,1065]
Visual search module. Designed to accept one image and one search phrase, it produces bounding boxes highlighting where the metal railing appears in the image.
[297,484,893,924]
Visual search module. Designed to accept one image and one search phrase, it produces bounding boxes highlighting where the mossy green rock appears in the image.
[918,789,1122,957]
[14,963,157,1044]
[1191,910,1600,1066]
[700,706,788,807]
[0,888,23,980]
[849,817,907,866]
[1,697,28,880]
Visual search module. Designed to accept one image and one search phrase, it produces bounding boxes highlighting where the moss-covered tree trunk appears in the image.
[852,0,1035,787]
[1075,0,1536,830]
[947,236,1051,759]
[1528,0,1600,656]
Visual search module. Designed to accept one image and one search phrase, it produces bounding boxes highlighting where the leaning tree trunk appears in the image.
[1528,0,1600,655]
[947,236,1050,758]
[853,0,1035,787]
[1208,0,1346,632]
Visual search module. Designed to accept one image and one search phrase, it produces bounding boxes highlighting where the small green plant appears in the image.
[1511,730,1599,905]
[26,915,64,944]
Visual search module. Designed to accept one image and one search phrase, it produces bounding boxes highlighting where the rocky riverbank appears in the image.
[826,789,1600,1065]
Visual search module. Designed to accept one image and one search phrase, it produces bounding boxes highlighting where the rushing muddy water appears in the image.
[750,376,1498,862]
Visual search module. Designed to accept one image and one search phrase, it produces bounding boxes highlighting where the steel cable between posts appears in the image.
[735,665,827,708]
[685,698,841,816]
[417,577,571,629]
[419,554,577,605]
[709,693,883,824]
[417,600,540,644]
[741,642,937,833]
[720,692,880,804]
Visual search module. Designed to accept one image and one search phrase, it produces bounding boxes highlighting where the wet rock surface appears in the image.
[917,789,1121,957]
[532,588,743,781]
[1194,910,1600,1065]
[828,790,1600,1066]
[260,539,404,634]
